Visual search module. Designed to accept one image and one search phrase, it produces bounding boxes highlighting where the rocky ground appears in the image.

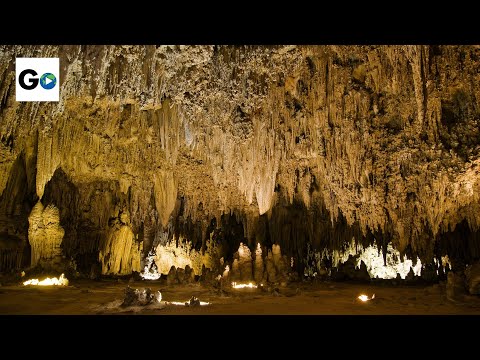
[1,279,479,315]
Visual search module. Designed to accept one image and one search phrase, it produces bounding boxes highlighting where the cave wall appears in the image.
[1,45,480,273]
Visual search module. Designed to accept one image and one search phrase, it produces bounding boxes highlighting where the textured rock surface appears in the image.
[230,242,253,282]
[28,201,64,270]
[2,45,480,274]
[466,263,480,295]
[122,285,161,307]
[254,243,265,283]
[99,224,141,275]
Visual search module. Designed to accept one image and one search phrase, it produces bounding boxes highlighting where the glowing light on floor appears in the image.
[169,300,210,306]
[232,282,257,289]
[357,294,375,302]
[23,273,69,286]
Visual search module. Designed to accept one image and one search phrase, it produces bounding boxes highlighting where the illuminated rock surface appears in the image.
[28,201,64,270]
[1,45,480,281]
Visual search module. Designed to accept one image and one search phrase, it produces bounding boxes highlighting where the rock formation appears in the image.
[230,242,253,282]
[99,224,141,275]
[1,45,480,277]
[254,243,265,283]
[28,201,64,270]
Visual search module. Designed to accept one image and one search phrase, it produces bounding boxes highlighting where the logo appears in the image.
[40,73,57,90]
[16,58,59,102]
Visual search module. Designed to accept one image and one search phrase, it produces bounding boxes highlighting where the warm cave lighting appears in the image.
[23,273,69,286]
[232,282,258,289]
[357,294,375,302]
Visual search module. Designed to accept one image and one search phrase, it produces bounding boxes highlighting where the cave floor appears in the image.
[0,279,479,315]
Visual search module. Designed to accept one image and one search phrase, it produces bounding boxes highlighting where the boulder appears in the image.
[122,286,162,307]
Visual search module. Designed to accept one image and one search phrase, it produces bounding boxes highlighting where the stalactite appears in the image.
[153,170,177,227]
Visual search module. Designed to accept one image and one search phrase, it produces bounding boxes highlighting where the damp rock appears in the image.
[446,272,467,301]
[465,263,480,295]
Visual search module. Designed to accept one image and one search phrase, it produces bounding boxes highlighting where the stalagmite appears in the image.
[254,243,265,283]
[235,243,253,282]
[28,201,65,270]
[99,225,141,275]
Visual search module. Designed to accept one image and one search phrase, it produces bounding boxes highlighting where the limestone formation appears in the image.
[231,243,253,282]
[98,225,141,275]
[2,45,480,277]
[28,201,65,270]
[254,243,265,283]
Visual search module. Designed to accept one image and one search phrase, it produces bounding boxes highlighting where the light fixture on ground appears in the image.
[357,294,375,302]
[231,282,259,289]
[23,273,69,286]
[168,296,210,306]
